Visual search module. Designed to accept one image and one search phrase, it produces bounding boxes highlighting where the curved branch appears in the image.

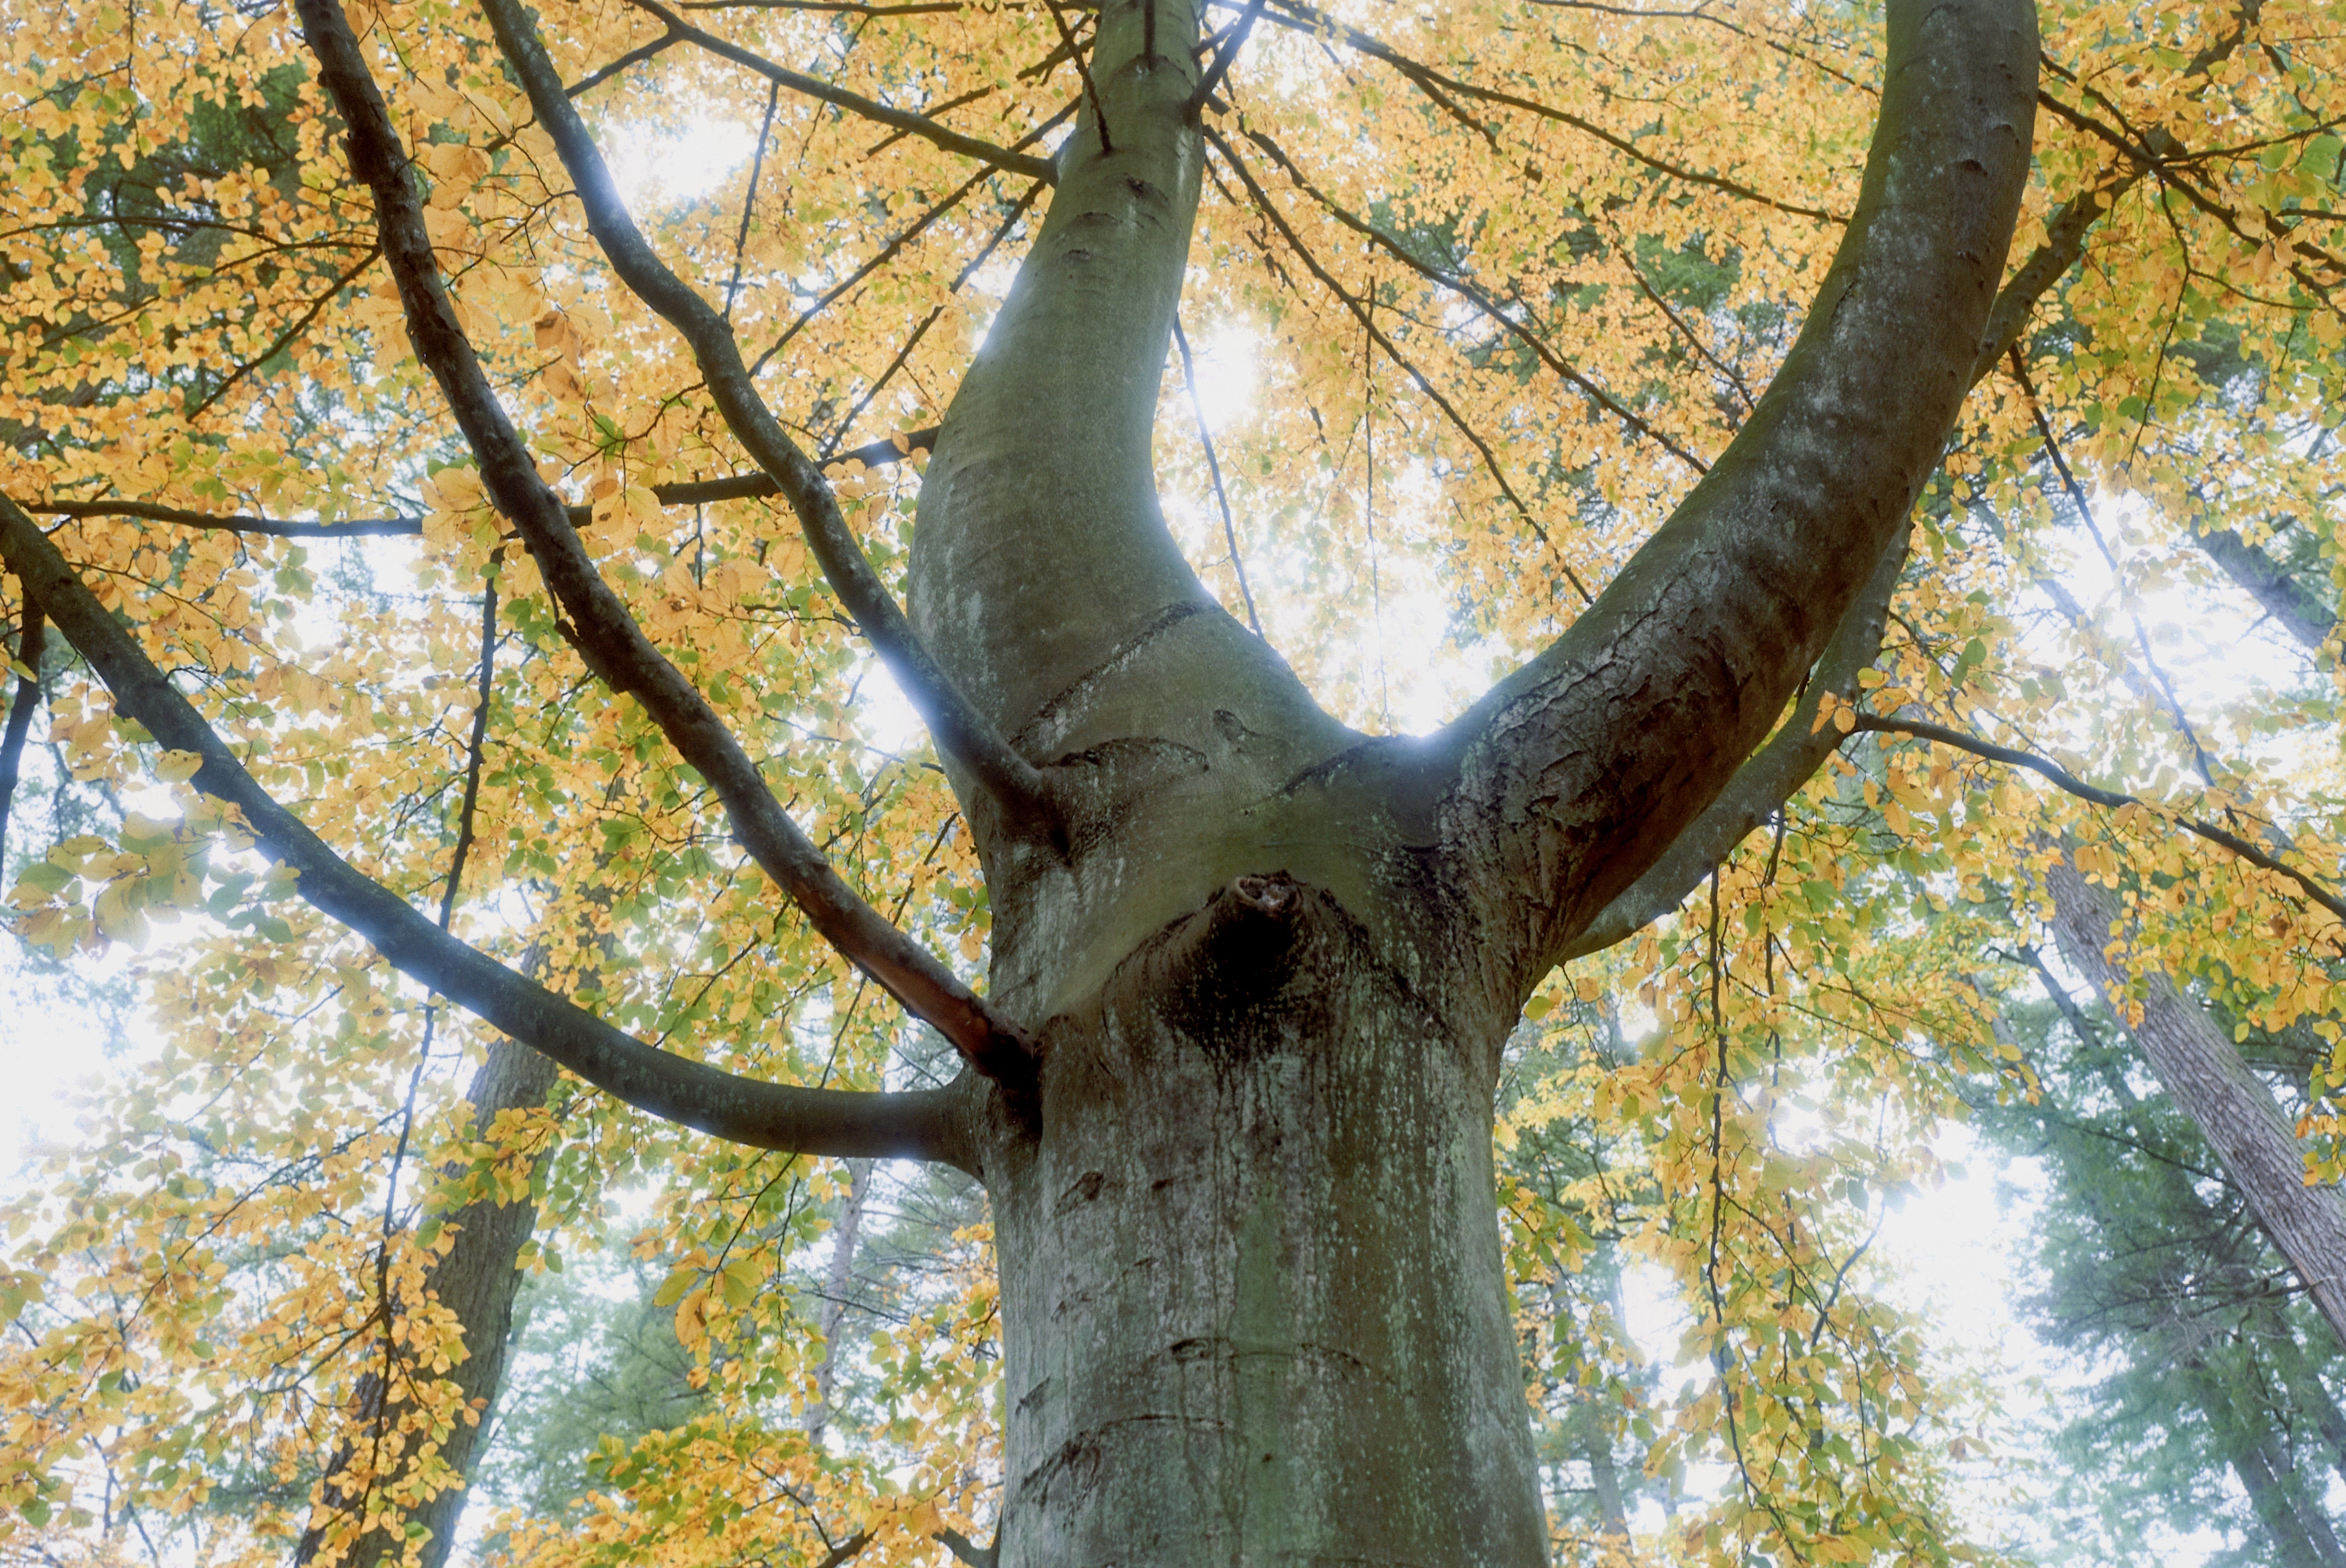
[479,0,1062,843]
[1561,534,1905,961]
[292,0,1036,1085]
[0,490,975,1169]
[1438,0,2036,980]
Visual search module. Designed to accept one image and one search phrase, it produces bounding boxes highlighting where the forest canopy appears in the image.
[0,0,2342,1560]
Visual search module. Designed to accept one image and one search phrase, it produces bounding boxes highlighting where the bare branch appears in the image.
[611,0,1059,183]
[29,434,942,540]
[479,0,1064,844]
[1206,127,1587,601]
[1237,123,1709,474]
[1172,317,1262,637]
[1853,712,2346,926]
[567,28,684,97]
[293,0,1037,1085]
[0,489,977,1167]
[1189,0,1263,112]
[37,498,423,535]
[1252,0,1843,225]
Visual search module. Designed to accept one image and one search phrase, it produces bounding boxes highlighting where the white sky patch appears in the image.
[603,118,757,208]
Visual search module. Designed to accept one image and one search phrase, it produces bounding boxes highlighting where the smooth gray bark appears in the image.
[897,0,2035,1557]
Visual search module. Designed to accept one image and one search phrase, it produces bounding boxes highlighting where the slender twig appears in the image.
[724,82,783,320]
[188,245,382,419]
[1207,128,1594,604]
[608,0,1058,182]
[1241,124,1708,473]
[1172,318,1262,636]
[566,29,683,97]
[1189,0,1264,112]
[2007,350,2219,786]
[751,167,999,372]
[1246,0,1842,224]
[28,433,943,539]
[1850,712,2346,927]
[1044,0,1111,153]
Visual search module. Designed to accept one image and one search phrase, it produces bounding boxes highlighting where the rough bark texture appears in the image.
[2047,855,2346,1347]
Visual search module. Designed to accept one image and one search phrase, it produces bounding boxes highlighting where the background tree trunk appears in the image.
[2047,856,2346,1345]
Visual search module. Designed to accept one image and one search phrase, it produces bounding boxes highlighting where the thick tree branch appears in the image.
[609,0,1059,183]
[0,490,975,1168]
[293,0,1037,1084]
[1441,0,2035,983]
[1561,535,1906,961]
[478,0,1062,843]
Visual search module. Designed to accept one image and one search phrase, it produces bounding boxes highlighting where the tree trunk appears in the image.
[969,880,1543,1563]
[2046,856,2346,1346]
[294,1037,559,1568]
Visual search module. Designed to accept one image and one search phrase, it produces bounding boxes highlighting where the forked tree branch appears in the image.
[293,0,1037,1084]
[478,0,1063,842]
[0,491,977,1168]
[1569,129,2184,960]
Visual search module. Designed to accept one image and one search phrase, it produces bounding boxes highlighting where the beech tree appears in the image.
[4,0,2345,1561]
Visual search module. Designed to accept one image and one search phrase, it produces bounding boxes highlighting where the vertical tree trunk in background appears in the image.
[294,1038,559,1568]
[807,1159,870,1448]
[2046,856,2346,1346]
[2191,1356,2346,1568]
